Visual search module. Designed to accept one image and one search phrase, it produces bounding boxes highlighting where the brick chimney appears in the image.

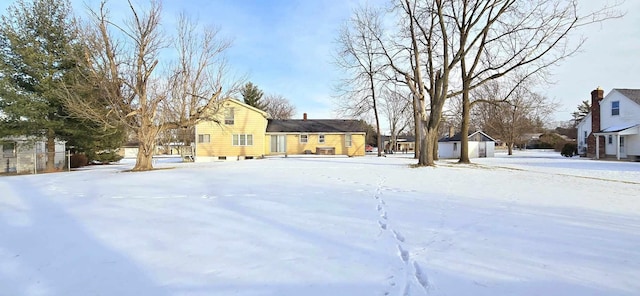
[587,87,605,157]
[449,126,455,138]
[303,113,307,121]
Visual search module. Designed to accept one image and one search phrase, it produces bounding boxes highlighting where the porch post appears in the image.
[616,134,620,160]
[595,135,600,159]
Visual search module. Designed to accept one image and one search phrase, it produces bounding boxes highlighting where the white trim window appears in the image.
[300,134,308,144]
[198,134,210,143]
[225,107,235,125]
[318,134,325,144]
[612,101,620,116]
[233,134,253,146]
[345,134,352,147]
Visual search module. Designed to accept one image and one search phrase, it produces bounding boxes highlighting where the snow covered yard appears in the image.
[1,151,639,296]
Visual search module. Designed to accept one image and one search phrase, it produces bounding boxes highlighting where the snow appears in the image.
[1,151,639,296]
[600,124,639,133]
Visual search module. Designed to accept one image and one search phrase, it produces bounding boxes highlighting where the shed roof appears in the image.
[266,119,366,133]
[439,131,496,142]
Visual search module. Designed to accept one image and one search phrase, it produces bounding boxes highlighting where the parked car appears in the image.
[365,145,374,152]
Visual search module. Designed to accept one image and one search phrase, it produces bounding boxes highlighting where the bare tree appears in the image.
[377,0,460,166]
[334,5,386,157]
[380,87,412,153]
[441,0,623,163]
[162,12,233,158]
[370,0,620,166]
[474,80,556,155]
[62,0,233,171]
[262,94,296,119]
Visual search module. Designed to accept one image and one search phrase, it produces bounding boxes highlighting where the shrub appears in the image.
[70,153,89,168]
[561,143,577,157]
[92,150,123,164]
[539,133,567,151]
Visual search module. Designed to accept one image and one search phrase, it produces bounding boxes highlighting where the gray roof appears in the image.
[439,131,496,142]
[614,89,640,105]
[266,119,366,133]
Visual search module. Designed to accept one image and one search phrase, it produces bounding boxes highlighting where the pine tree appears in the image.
[571,100,591,125]
[241,82,266,110]
[0,0,79,171]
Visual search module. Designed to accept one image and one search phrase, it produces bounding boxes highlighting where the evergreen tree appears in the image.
[241,82,265,110]
[0,0,79,171]
[571,100,591,125]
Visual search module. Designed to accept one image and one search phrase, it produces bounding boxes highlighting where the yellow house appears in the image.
[194,99,366,160]
[195,99,269,161]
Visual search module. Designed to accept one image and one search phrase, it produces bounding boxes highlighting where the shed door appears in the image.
[270,135,286,153]
[479,142,487,158]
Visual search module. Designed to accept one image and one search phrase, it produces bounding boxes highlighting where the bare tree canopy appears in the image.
[380,87,412,153]
[263,94,296,119]
[472,79,557,155]
[334,4,386,156]
[62,0,234,171]
[445,0,623,163]
[368,0,622,165]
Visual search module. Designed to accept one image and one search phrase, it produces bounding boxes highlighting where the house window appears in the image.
[232,134,253,146]
[318,134,325,144]
[2,142,16,157]
[224,107,235,125]
[198,134,210,143]
[608,135,612,144]
[612,101,620,116]
[345,134,352,147]
[453,143,458,151]
[584,131,587,141]
[300,134,308,144]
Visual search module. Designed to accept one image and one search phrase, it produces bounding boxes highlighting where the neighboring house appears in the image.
[576,112,592,156]
[578,87,640,160]
[1,137,66,173]
[381,135,415,153]
[117,141,141,158]
[522,133,543,149]
[438,131,496,159]
[194,99,366,161]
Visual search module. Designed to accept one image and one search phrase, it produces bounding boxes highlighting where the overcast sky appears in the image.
[2,0,639,127]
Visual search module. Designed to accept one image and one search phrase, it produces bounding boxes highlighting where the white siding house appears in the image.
[583,88,640,160]
[438,131,496,159]
[576,113,591,156]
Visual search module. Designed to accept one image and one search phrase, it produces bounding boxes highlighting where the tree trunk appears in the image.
[459,88,471,164]
[370,75,383,158]
[132,125,158,171]
[133,141,154,171]
[508,143,513,155]
[432,120,439,161]
[418,122,438,166]
[46,128,56,172]
[413,96,421,159]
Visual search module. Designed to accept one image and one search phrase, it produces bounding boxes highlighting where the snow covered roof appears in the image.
[597,124,640,133]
